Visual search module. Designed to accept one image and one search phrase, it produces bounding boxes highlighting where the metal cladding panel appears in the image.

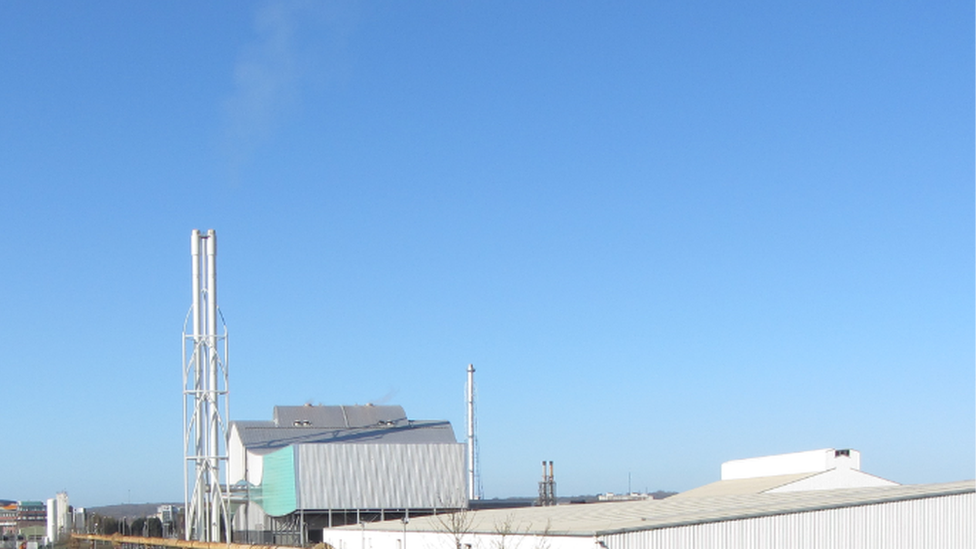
[296,443,466,510]
[604,492,974,549]
[322,529,596,549]
[259,446,298,517]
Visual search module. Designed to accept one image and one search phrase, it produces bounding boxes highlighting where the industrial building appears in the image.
[0,500,53,548]
[228,404,466,544]
[180,232,474,544]
[44,492,69,544]
[322,448,974,549]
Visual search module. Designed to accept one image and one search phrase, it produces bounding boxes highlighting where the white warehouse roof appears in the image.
[331,480,973,537]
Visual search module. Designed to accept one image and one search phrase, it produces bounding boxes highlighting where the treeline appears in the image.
[86,515,164,537]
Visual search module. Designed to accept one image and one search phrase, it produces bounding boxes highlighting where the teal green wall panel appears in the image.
[259,446,297,517]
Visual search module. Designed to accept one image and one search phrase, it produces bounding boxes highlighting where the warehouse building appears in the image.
[228,404,466,544]
[322,448,974,549]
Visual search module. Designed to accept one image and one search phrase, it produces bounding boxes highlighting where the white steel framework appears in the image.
[183,229,230,542]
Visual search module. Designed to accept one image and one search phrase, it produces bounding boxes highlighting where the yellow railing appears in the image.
[71,534,304,549]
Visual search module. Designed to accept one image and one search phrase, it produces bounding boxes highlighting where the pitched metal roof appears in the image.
[273,405,407,429]
[230,405,457,453]
[336,480,974,537]
[668,472,820,499]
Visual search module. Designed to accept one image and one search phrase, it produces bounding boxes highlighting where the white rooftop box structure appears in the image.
[671,448,897,500]
[722,448,861,480]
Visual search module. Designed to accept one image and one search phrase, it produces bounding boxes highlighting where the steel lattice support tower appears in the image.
[183,229,230,542]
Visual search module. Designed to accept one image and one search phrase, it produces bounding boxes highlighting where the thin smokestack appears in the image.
[467,364,477,500]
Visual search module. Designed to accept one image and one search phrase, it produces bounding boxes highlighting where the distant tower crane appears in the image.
[182,230,230,542]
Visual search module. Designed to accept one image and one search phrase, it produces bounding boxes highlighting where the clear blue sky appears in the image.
[0,1,972,507]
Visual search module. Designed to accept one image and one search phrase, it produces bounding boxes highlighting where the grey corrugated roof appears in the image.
[231,418,456,453]
[335,480,974,537]
[273,405,407,429]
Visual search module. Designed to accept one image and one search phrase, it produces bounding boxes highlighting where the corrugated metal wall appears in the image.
[297,443,466,510]
[322,528,596,549]
[604,492,974,549]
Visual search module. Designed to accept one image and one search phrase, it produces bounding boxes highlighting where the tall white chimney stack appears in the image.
[183,230,229,542]
[466,363,478,500]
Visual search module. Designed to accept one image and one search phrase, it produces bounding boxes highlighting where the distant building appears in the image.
[156,505,177,538]
[596,492,654,502]
[45,492,69,544]
[0,501,17,538]
[16,502,46,544]
[71,508,86,535]
[228,404,465,545]
[156,505,175,524]
[16,502,44,524]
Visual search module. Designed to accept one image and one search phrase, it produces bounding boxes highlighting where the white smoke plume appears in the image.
[220,2,305,181]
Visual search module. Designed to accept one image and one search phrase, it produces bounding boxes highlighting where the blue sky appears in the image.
[0,1,972,507]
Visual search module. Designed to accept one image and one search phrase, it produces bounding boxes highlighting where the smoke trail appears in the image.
[369,388,400,406]
[219,1,359,182]
[220,2,303,181]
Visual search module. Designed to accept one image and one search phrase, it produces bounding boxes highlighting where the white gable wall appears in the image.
[228,426,246,485]
[227,425,265,487]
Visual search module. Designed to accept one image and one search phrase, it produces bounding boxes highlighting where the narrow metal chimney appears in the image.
[538,460,556,506]
[466,364,479,500]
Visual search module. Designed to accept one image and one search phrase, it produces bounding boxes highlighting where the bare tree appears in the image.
[491,514,525,549]
[436,508,475,549]
[532,520,552,549]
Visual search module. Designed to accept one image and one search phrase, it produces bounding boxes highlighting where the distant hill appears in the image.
[566,491,677,503]
[84,492,677,518]
[87,503,181,519]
